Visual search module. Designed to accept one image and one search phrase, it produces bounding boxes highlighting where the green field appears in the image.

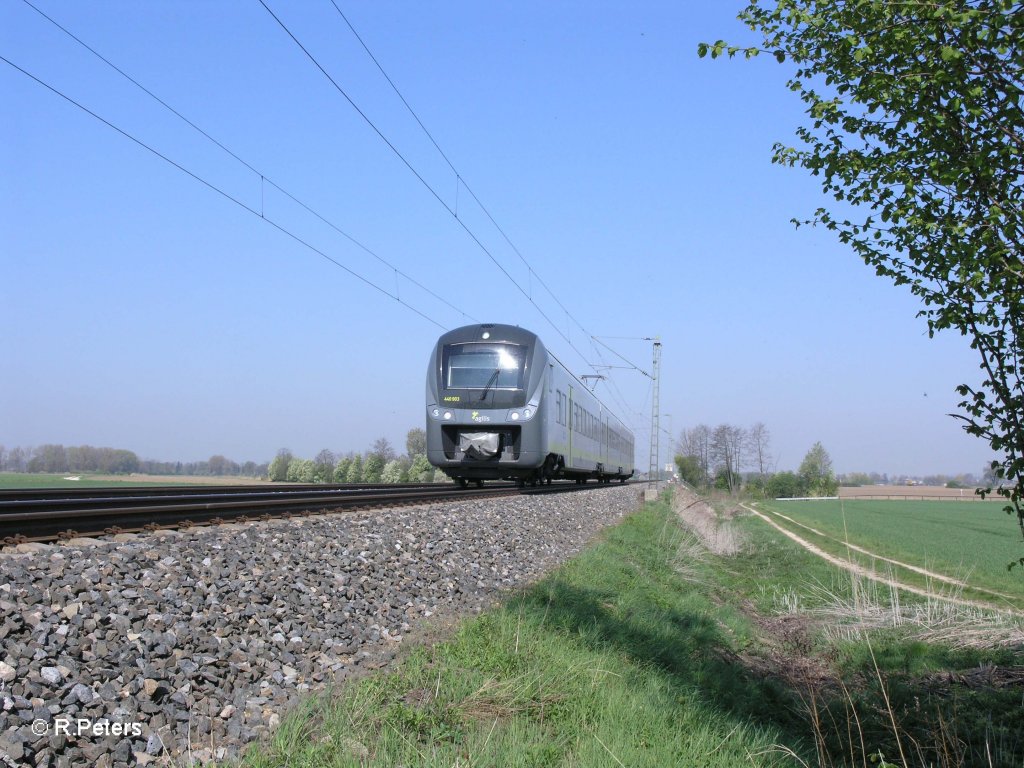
[759,498,1024,605]
[0,472,264,489]
[0,473,150,489]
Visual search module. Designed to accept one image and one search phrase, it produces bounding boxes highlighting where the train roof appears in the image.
[436,324,540,347]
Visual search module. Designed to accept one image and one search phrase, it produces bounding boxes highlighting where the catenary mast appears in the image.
[647,337,661,482]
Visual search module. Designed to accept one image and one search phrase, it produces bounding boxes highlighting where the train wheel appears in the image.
[458,478,468,489]
[516,478,526,488]
[475,479,484,488]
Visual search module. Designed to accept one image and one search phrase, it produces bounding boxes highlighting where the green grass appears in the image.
[756,499,1024,604]
[235,493,1024,767]
[722,508,1024,766]
[238,497,806,767]
[721,511,1023,664]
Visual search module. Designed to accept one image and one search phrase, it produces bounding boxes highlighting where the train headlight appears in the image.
[443,411,453,420]
[510,411,520,421]
[432,408,440,418]
[524,408,532,419]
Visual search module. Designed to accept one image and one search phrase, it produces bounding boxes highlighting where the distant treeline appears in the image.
[837,471,984,488]
[0,430,434,481]
[0,444,268,477]
[674,422,991,498]
[266,430,437,484]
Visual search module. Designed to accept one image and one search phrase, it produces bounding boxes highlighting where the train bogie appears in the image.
[425,324,634,485]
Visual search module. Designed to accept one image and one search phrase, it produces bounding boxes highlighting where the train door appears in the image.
[602,411,608,465]
[567,385,574,468]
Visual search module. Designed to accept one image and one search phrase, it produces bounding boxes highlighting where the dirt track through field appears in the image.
[757,504,1020,602]
[739,502,1021,614]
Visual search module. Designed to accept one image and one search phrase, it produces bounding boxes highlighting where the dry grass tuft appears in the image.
[454,675,567,722]
[773,571,1024,649]
[672,488,746,556]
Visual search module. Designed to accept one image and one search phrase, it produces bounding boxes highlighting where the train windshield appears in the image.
[444,343,525,390]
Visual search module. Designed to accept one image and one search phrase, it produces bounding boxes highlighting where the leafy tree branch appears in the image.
[703,0,1024,550]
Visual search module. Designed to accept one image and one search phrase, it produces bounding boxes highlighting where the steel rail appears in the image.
[0,483,506,511]
[0,481,450,500]
[0,482,613,545]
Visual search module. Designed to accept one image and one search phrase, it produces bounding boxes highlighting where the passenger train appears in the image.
[426,324,634,486]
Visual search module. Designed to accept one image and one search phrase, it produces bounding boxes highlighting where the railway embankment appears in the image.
[0,485,638,767]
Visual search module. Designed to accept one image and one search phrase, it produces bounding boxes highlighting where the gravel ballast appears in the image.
[0,485,639,767]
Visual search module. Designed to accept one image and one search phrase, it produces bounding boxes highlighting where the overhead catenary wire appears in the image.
[316,2,658,467]
[315,3,661,467]
[591,336,652,379]
[259,0,597,368]
[328,1,592,342]
[0,54,447,330]
[15,3,653,455]
[17,0,476,325]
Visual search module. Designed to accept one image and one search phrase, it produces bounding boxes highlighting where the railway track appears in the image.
[0,481,609,544]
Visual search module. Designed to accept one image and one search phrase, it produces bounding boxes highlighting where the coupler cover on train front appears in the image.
[458,431,500,459]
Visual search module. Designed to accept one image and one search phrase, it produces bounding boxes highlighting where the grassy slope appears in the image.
[237,494,1024,768]
[240,497,804,767]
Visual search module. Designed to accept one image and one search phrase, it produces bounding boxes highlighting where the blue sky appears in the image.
[1,1,995,477]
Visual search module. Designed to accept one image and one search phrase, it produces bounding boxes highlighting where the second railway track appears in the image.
[0,481,618,544]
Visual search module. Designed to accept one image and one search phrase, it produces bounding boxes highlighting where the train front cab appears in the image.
[426,325,548,486]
